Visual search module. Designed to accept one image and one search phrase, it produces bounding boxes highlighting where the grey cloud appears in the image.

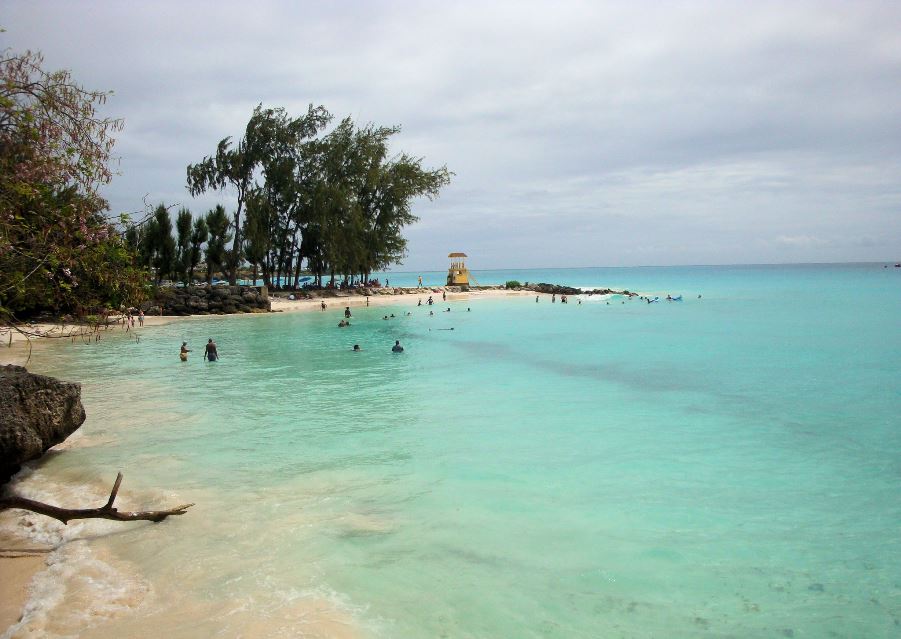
[3,0,900,269]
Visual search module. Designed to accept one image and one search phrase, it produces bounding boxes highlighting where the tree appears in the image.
[204,205,231,284]
[150,205,176,284]
[186,104,330,285]
[0,49,145,322]
[174,208,193,285]
[188,216,208,284]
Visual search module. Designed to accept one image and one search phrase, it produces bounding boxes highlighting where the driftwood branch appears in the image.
[0,472,193,524]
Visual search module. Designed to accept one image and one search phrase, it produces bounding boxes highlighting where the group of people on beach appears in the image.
[179,338,218,362]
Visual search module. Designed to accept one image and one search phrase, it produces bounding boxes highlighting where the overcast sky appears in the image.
[4,1,901,269]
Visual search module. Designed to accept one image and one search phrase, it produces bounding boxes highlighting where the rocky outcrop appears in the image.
[147,285,271,316]
[519,283,636,297]
[0,365,86,485]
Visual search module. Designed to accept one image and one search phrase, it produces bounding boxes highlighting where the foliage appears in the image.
[204,205,231,284]
[187,104,331,284]
[0,49,145,321]
[505,281,522,289]
[188,107,452,288]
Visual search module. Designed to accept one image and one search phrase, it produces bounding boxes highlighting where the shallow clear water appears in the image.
[6,264,901,637]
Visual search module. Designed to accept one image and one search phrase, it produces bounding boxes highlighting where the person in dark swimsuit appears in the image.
[204,338,219,361]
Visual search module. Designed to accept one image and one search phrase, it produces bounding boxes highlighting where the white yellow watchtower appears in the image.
[446,252,470,286]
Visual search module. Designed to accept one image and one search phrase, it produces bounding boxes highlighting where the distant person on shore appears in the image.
[366,296,369,306]
[418,275,423,287]
[344,306,352,318]
[418,299,422,306]
[138,310,144,327]
[392,340,404,353]
[353,344,362,352]
[442,291,446,302]
[320,301,327,310]
[204,338,219,361]
[180,342,190,362]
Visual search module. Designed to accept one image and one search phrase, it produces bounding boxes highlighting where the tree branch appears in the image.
[0,472,193,524]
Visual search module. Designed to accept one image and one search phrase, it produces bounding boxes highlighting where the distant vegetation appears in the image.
[505,280,522,289]
[0,46,451,323]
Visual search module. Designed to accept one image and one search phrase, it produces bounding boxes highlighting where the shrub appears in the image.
[505,280,522,289]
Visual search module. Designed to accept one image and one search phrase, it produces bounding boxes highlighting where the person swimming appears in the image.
[352,344,361,352]
[392,340,404,353]
[338,319,349,327]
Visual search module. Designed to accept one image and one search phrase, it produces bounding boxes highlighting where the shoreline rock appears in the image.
[0,365,86,485]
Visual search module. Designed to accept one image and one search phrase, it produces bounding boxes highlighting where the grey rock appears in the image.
[0,365,86,485]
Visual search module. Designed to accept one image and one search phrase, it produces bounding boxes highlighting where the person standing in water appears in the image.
[204,338,219,361]
[392,340,404,353]
[180,342,191,362]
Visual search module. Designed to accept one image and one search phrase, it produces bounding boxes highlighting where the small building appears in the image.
[447,252,470,286]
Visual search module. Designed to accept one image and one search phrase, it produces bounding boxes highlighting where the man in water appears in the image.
[344,306,352,318]
[392,340,404,353]
[320,301,327,310]
[204,338,218,361]
[352,344,362,352]
[180,342,190,362]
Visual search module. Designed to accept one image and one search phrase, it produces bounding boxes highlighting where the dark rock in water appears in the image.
[0,365,86,485]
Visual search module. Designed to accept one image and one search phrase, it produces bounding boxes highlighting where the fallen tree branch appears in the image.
[0,472,193,524]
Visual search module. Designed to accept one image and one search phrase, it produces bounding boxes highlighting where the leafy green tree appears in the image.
[150,205,176,284]
[204,205,231,284]
[174,207,193,285]
[0,49,145,321]
[188,216,208,283]
[187,104,330,284]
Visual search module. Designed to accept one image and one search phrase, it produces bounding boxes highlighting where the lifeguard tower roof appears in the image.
[448,252,467,258]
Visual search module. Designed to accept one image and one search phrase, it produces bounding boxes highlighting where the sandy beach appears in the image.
[0,285,537,632]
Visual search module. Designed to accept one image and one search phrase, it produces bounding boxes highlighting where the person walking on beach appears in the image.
[180,342,191,362]
[204,338,219,362]
[392,340,404,353]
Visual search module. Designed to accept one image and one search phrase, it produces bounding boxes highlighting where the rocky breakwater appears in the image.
[0,365,86,485]
[149,285,271,316]
[518,283,636,296]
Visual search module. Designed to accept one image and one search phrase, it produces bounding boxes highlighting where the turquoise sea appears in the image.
[4,263,901,638]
